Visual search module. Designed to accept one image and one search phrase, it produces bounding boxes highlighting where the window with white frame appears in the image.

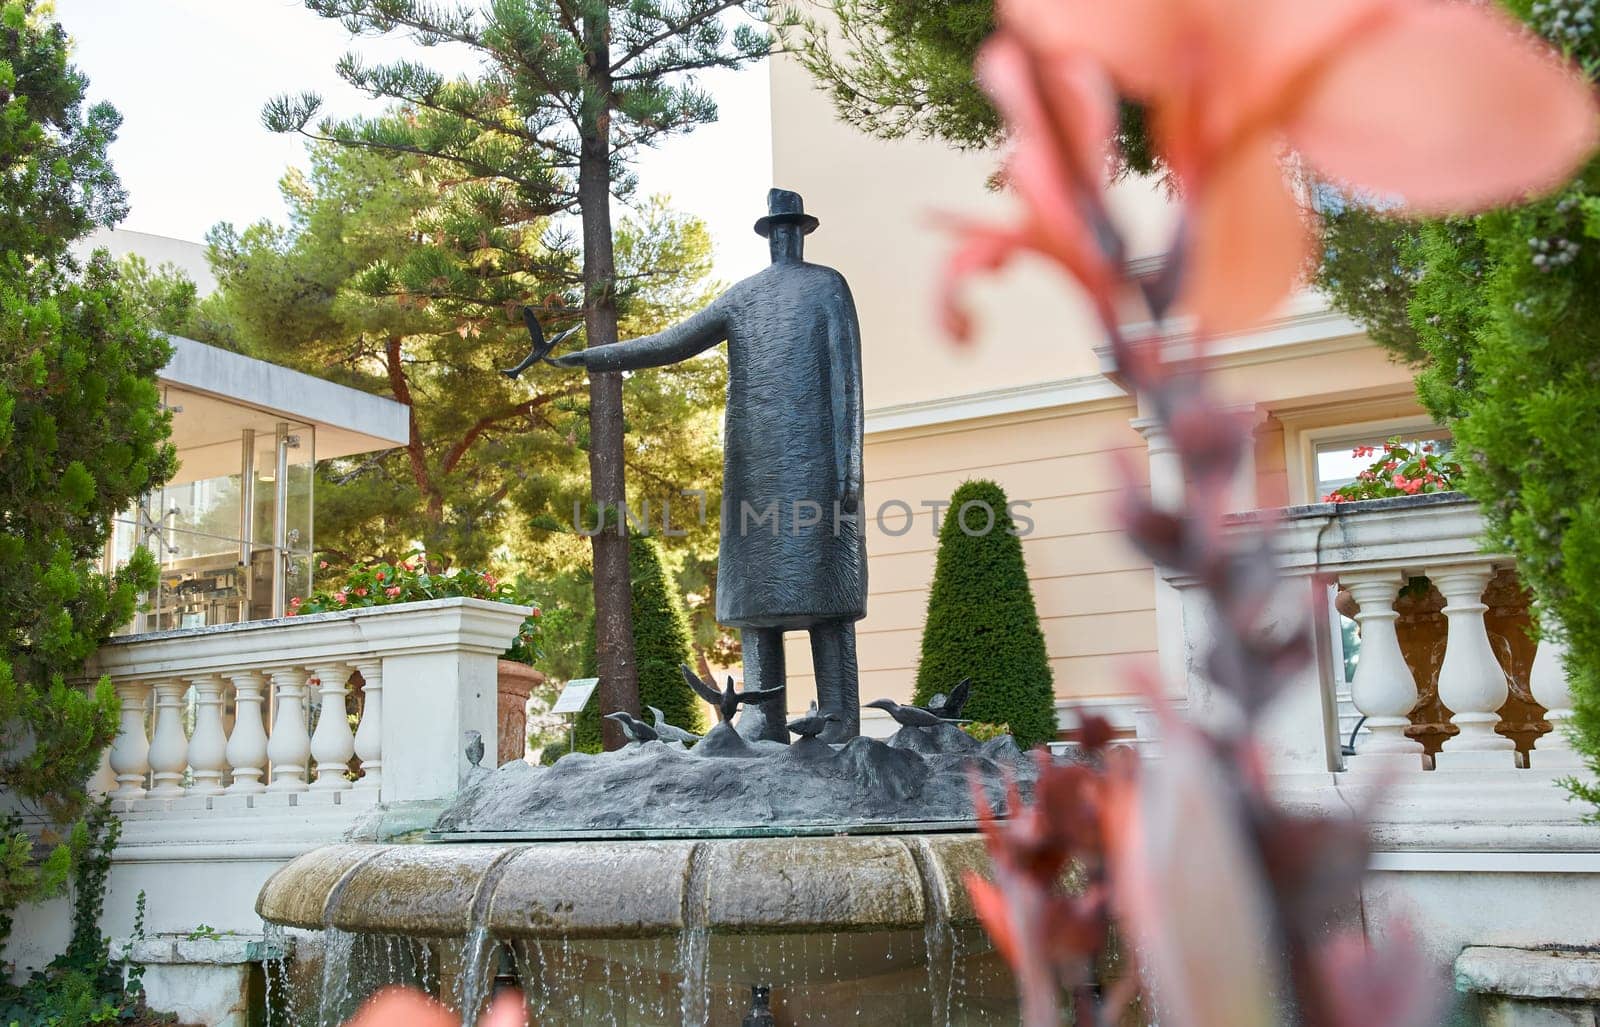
[1313,430,1454,500]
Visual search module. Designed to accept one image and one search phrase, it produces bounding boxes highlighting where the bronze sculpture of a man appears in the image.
[553,189,865,741]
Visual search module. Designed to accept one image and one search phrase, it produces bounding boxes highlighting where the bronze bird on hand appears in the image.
[921,678,972,721]
[681,664,786,724]
[502,306,582,379]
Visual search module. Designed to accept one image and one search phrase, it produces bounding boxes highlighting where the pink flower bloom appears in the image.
[532,608,542,618]
[375,570,386,582]
[482,572,498,587]
[333,592,347,605]
[962,0,1599,336]
[289,596,301,607]
[385,586,401,597]
[354,587,368,597]
[318,560,328,570]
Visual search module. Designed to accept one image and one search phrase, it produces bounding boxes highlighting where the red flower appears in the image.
[375,570,386,582]
[385,586,401,597]
[333,592,348,605]
[354,587,369,597]
[531,608,542,618]
[289,596,302,607]
[482,572,498,588]
[318,560,329,570]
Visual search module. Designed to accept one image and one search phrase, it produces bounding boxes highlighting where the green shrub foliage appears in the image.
[0,0,174,955]
[913,480,1056,749]
[573,537,707,752]
[0,803,169,1024]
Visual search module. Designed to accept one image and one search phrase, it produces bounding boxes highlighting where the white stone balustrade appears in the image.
[1169,493,1576,782]
[83,597,531,816]
[1529,621,1580,770]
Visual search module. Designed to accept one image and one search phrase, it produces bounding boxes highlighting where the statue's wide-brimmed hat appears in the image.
[753,188,819,237]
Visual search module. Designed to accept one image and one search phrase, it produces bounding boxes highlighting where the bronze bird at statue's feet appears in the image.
[680,664,786,724]
[786,701,841,740]
[648,705,702,744]
[605,711,659,745]
[921,677,972,721]
[866,698,958,729]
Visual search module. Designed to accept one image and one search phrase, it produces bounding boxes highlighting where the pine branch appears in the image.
[440,381,589,475]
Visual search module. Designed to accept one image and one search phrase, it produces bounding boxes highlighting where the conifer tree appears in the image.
[0,0,174,946]
[266,0,784,747]
[573,535,706,752]
[191,139,724,578]
[912,479,1056,749]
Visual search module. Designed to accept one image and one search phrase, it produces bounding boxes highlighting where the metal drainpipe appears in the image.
[239,429,255,622]
[272,422,289,618]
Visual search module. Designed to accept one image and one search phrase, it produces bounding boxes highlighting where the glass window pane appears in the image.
[1314,430,1453,498]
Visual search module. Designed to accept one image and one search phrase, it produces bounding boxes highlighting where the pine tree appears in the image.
[913,479,1056,750]
[573,535,707,752]
[795,0,1158,172]
[187,140,724,582]
[264,0,784,748]
[0,0,174,949]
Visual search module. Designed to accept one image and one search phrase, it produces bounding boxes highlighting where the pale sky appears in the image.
[54,0,774,283]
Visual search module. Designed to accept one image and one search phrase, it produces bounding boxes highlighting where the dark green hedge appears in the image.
[912,479,1057,749]
[573,536,707,752]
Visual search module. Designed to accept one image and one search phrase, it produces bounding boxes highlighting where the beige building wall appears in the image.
[766,49,1425,735]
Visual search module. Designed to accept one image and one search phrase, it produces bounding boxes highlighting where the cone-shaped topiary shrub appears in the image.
[573,536,709,752]
[913,479,1057,750]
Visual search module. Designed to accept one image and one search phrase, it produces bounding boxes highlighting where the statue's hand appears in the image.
[548,350,588,370]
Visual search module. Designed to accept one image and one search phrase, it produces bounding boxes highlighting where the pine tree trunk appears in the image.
[579,12,640,751]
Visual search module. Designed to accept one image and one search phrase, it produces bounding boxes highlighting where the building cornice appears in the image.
[864,372,1127,437]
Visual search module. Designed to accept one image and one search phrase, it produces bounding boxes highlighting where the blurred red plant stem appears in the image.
[968,223,1408,1025]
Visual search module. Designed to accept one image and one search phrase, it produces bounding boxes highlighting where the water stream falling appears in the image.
[317,928,357,1027]
[912,836,956,1025]
[677,843,712,1024]
[453,924,494,1024]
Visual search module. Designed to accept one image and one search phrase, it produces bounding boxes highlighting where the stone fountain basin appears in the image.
[257,834,989,941]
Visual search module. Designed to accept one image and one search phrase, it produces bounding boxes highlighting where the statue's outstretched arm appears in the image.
[828,282,865,512]
[553,297,728,373]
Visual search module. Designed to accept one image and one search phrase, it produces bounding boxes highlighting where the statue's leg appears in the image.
[810,620,860,742]
[736,626,789,743]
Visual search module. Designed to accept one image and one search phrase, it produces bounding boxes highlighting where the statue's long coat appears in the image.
[582,260,866,629]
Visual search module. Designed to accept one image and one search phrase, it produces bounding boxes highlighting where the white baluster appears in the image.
[108,681,152,800]
[351,658,383,791]
[146,678,190,798]
[1431,564,1516,769]
[265,668,311,792]
[1530,618,1582,770]
[225,671,269,794]
[308,662,355,791]
[1343,572,1424,769]
[187,674,227,796]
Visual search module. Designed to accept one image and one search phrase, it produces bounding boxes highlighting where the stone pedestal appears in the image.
[496,660,543,765]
